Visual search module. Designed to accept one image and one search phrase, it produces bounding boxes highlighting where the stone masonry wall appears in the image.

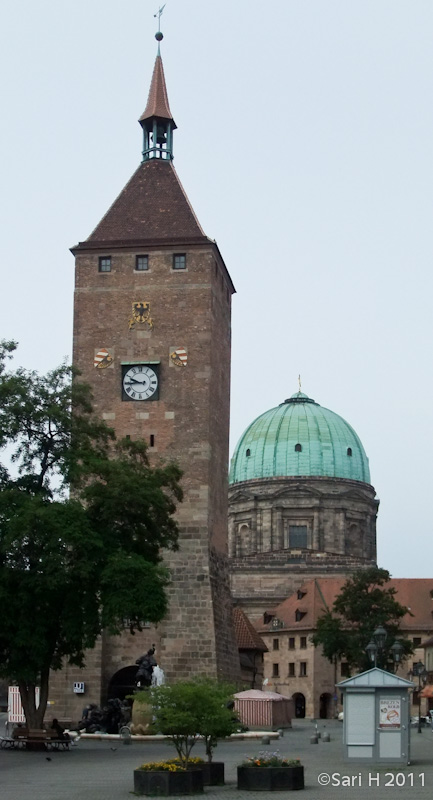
[72,241,239,696]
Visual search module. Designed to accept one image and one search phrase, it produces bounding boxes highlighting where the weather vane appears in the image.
[154,4,166,51]
[298,374,302,393]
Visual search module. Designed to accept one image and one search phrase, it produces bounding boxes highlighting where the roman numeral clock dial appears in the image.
[121,365,159,401]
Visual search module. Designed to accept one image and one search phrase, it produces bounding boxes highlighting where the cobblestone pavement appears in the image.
[1,719,433,799]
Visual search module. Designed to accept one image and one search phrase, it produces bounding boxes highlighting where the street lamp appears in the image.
[408,660,427,734]
[366,626,403,671]
[390,641,404,666]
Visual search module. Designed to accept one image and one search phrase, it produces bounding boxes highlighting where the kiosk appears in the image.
[337,668,414,763]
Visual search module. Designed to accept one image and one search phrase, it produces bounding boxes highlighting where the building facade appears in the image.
[255,577,433,719]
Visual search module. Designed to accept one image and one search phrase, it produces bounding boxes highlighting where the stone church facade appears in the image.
[228,391,379,617]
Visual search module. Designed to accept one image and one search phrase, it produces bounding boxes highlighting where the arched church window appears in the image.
[347,447,352,456]
[246,448,251,457]
[295,443,302,452]
[238,523,251,556]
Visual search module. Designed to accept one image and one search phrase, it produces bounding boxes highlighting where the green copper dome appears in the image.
[229,392,370,485]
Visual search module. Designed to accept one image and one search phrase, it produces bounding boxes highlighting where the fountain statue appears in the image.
[135,645,157,688]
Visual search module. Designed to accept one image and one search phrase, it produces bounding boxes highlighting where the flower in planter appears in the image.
[240,750,302,768]
[168,757,205,768]
[137,760,186,772]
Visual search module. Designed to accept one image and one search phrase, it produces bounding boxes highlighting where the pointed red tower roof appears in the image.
[80,159,206,246]
[139,55,176,127]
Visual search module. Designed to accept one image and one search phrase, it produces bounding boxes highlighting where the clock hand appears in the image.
[127,376,147,385]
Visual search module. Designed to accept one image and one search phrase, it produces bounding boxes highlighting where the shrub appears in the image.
[144,678,236,767]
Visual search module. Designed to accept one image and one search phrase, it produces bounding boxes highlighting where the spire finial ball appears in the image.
[155,32,163,42]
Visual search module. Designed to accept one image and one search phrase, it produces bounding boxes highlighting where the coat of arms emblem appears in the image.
[128,302,154,331]
[170,348,188,367]
[94,348,114,369]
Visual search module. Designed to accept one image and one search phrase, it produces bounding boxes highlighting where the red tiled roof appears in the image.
[390,579,433,631]
[233,607,267,652]
[139,55,176,125]
[255,577,433,634]
[83,160,206,245]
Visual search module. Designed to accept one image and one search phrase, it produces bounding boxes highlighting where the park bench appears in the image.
[0,727,70,750]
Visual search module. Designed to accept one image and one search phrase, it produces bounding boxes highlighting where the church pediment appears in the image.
[229,490,254,503]
[338,489,370,502]
[271,485,323,500]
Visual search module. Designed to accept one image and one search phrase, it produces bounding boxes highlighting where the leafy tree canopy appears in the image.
[312,567,413,674]
[141,678,237,766]
[0,342,183,726]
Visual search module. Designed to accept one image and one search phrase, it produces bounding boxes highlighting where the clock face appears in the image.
[122,364,159,401]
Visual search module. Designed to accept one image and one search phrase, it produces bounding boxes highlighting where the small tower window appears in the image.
[173,253,186,270]
[295,443,302,452]
[150,434,155,448]
[246,448,251,457]
[347,447,352,457]
[136,255,149,271]
[99,256,111,272]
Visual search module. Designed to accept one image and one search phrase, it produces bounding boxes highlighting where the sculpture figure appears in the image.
[135,645,157,687]
[151,664,165,686]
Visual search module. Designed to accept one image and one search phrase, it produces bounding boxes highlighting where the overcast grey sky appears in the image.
[1,1,432,578]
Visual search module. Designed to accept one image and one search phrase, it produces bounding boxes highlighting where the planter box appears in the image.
[237,765,304,791]
[201,761,225,785]
[134,768,203,796]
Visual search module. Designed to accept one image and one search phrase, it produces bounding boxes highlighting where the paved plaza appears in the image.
[1,718,433,799]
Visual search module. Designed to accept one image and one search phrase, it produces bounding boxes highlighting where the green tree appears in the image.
[0,342,182,727]
[312,567,412,674]
[144,679,236,767]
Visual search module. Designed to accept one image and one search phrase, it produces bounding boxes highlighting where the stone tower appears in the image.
[71,43,239,684]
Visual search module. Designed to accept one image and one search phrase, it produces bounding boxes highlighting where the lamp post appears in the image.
[408,660,427,734]
[366,626,403,671]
